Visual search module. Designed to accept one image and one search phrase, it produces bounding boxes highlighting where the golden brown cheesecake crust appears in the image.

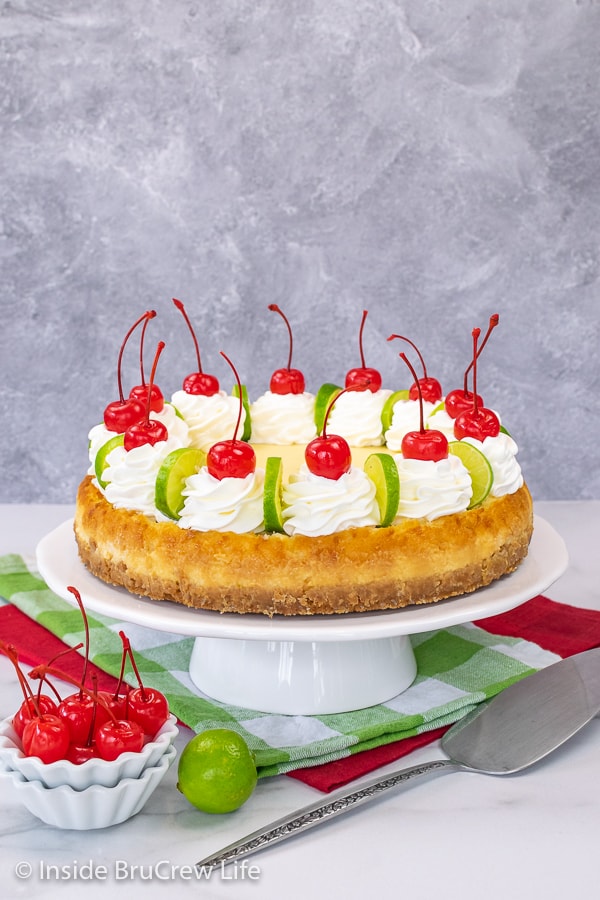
[74,475,534,617]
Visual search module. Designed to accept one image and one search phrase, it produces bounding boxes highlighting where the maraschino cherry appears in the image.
[128,310,165,413]
[387,334,442,403]
[65,673,102,764]
[3,640,59,741]
[206,352,256,480]
[118,631,169,737]
[445,314,499,419]
[2,642,70,764]
[345,309,382,392]
[268,304,306,394]
[104,311,154,433]
[173,297,220,396]
[397,353,448,462]
[57,587,97,744]
[22,711,71,764]
[304,385,356,480]
[28,660,145,761]
[124,342,169,451]
[453,328,500,441]
[57,587,110,745]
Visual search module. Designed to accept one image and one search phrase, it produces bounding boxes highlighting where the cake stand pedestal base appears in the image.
[189,634,418,715]
[35,517,569,717]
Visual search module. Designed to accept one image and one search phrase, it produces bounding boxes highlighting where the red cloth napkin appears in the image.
[0,603,119,693]
[2,594,600,792]
[288,595,600,790]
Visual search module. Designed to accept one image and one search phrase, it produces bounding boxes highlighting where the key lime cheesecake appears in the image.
[74,306,533,616]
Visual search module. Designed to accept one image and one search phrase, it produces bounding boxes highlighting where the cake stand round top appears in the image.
[36,516,568,643]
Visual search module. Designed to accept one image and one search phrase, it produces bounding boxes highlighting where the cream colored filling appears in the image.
[251,443,386,481]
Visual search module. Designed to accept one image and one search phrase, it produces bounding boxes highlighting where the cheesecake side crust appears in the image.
[74,476,534,617]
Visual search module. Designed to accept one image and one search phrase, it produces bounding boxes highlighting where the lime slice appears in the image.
[155,447,207,520]
[381,390,410,432]
[232,383,252,441]
[364,452,400,527]
[314,383,342,435]
[94,434,125,489]
[263,456,285,534]
[500,424,511,437]
[430,400,446,416]
[447,440,493,509]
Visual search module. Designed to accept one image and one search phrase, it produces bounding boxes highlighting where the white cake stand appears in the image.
[36,516,568,715]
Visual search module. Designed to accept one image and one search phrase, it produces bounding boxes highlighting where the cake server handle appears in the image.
[195,758,452,871]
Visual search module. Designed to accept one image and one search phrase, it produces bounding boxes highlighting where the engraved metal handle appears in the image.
[196,758,456,870]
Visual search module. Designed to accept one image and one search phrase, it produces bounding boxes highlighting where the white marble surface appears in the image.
[1,501,599,899]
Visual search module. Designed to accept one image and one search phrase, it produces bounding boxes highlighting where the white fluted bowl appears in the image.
[2,744,176,829]
[0,714,178,789]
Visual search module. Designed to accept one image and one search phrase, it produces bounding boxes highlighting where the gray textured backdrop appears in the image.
[1,0,599,504]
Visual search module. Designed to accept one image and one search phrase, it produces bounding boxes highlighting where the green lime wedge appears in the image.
[155,447,207,520]
[263,456,285,534]
[364,452,400,527]
[381,390,410,432]
[94,434,125,489]
[314,383,342,435]
[232,383,252,441]
[430,400,446,416]
[447,440,494,509]
[500,424,511,436]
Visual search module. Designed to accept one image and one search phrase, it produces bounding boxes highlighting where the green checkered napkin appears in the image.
[0,554,559,777]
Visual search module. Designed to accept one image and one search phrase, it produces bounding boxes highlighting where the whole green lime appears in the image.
[177,729,258,814]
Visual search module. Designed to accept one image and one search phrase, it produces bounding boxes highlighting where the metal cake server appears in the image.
[196,646,600,870]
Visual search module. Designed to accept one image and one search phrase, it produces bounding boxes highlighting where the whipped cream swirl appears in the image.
[384,398,436,450]
[178,468,265,534]
[101,435,188,520]
[171,390,246,452]
[424,405,456,440]
[326,389,392,446]
[250,391,317,444]
[282,465,379,536]
[394,455,472,521]
[463,434,523,497]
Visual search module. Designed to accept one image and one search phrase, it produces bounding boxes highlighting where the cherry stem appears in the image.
[219,351,244,442]
[173,298,204,374]
[85,673,99,748]
[2,641,39,715]
[36,642,84,705]
[38,677,63,704]
[268,304,294,370]
[119,630,147,701]
[142,341,166,426]
[116,312,152,403]
[387,334,428,377]
[463,313,499,393]
[68,585,89,698]
[139,310,157,386]
[399,353,426,432]
[113,639,129,701]
[471,328,481,414]
[358,309,368,368]
[322,383,369,439]
[28,663,119,723]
